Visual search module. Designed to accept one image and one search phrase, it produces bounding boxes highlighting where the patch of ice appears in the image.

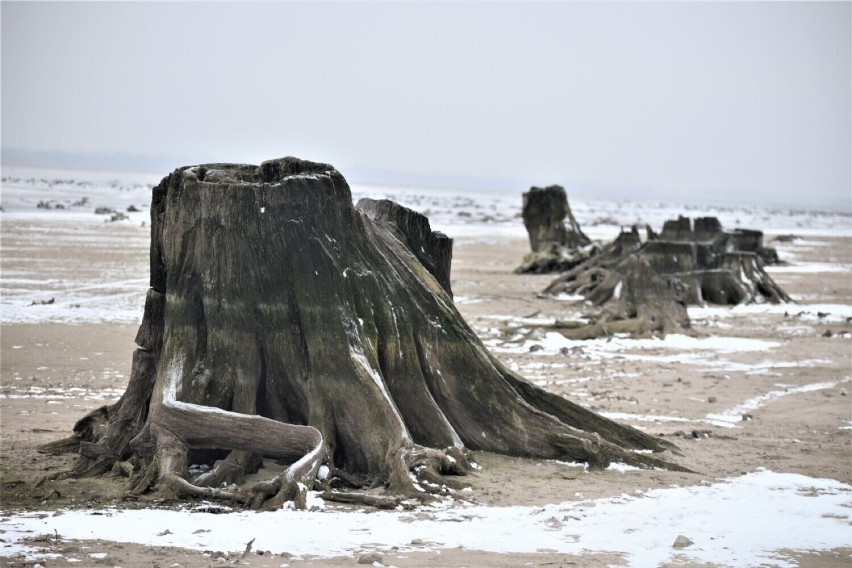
[600,412,692,424]
[775,323,815,336]
[607,462,641,473]
[305,491,326,510]
[2,470,850,567]
[454,295,485,304]
[482,314,558,326]
[550,460,588,470]
[495,332,778,358]
[553,293,585,302]
[706,379,849,427]
[689,303,852,324]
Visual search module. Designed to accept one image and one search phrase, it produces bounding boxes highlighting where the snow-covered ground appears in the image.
[3,469,850,567]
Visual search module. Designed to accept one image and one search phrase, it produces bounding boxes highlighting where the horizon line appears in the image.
[2,147,849,214]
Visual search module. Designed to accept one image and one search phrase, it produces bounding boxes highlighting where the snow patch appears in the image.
[706,379,849,427]
[2,470,850,568]
[613,280,623,300]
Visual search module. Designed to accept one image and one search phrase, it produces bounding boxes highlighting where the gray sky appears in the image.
[2,2,850,208]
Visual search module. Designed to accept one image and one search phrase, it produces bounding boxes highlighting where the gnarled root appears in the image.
[144,364,326,509]
[313,446,472,510]
[320,490,403,510]
[382,445,474,499]
[405,446,471,494]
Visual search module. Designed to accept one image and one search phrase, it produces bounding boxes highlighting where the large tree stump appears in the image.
[44,157,685,509]
[516,185,595,274]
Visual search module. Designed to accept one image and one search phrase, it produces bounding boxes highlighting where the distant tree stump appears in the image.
[43,157,686,509]
[516,185,595,274]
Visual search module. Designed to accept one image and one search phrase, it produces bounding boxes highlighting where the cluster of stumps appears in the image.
[517,184,789,339]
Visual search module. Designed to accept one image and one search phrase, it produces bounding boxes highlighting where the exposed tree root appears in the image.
[320,491,404,510]
[398,446,473,496]
[192,451,252,488]
[134,354,327,509]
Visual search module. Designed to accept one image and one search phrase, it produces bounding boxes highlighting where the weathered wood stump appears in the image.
[516,185,595,274]
[43,157,686,509]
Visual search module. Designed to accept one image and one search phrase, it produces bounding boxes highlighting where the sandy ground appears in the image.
[1,220,851,567]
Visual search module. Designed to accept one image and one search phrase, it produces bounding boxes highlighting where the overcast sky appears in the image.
[2,2,850,208]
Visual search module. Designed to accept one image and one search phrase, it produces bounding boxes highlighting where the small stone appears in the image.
[673,535,694,548]
[529,344,544,352]
[357,551,382,564]
[544,516,563,529]
[707,396,717,403]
